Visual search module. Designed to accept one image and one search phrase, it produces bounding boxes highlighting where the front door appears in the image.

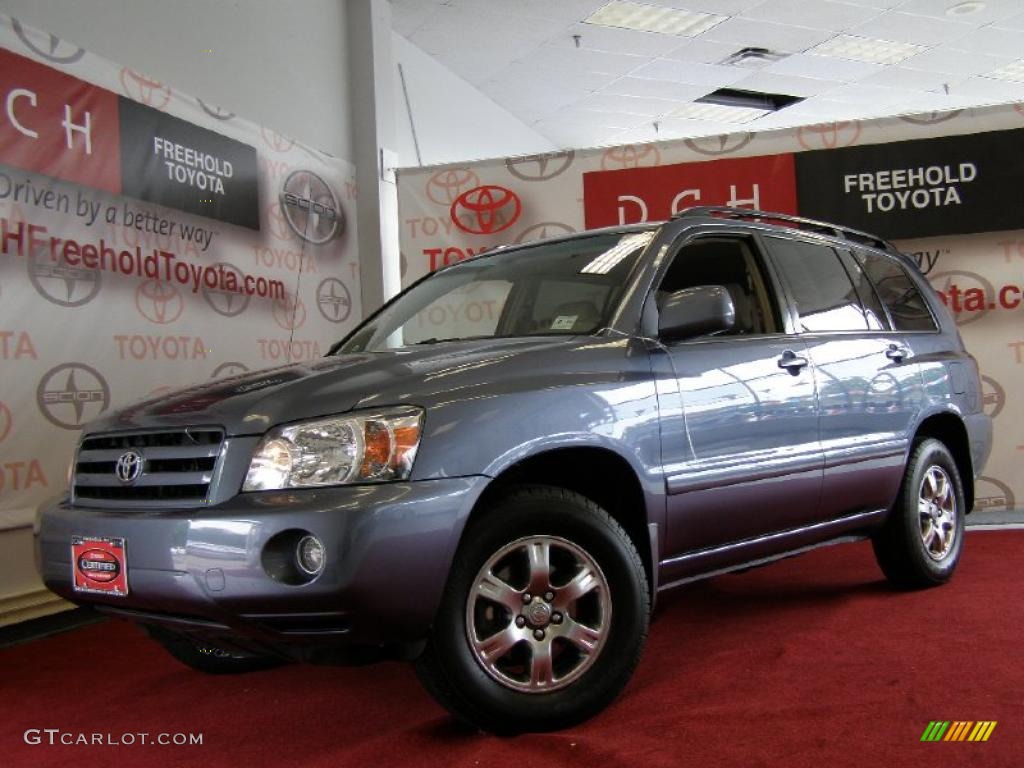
[655,233,823,558]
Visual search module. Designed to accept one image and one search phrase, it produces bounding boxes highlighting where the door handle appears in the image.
[777,350,808,374]
[885,344,909,362]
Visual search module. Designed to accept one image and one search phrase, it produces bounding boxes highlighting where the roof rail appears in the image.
[671,206,899,254]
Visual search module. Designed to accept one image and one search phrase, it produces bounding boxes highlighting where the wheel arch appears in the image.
[469,446,656,602]
[914,411,974,512]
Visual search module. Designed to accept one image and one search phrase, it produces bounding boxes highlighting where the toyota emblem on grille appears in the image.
[115,451,144,484]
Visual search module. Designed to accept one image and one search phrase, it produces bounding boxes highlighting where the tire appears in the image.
[415,485,650,734]
[872,438,966,589]
[145,625,284,674]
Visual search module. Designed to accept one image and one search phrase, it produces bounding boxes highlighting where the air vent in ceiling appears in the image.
[720,47,788,68]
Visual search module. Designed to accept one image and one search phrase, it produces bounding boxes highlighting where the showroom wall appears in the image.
[397,103,1024,520]
[0,14,363,622]
[0,0,354,160]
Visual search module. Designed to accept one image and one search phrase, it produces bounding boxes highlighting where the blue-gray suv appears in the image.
[36,207,991,733]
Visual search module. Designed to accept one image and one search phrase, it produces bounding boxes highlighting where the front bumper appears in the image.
[35,478,487,657]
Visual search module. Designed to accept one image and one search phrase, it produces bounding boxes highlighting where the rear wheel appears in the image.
[872,438,966,589]
[415,485,649,733]
[146,625,284,674]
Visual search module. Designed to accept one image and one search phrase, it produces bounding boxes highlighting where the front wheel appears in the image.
[415,485,650,733]
[872,438,966,589]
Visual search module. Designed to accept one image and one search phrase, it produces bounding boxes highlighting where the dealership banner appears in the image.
[398,108,1024,519]
[0,16,361,530]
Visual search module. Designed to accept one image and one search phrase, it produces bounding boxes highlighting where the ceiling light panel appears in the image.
[809,35,927,65]
[984,60,1024,83]
[669,102,770,123]
[584,1,726,37]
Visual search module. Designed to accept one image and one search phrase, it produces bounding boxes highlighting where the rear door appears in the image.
[654,231,823,557]
[762,235,925,520]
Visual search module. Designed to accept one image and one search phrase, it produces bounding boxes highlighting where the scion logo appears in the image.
[115,451,143,484]
[37,363,110,430]
[515,222,576,244]
[0,401,11,443]
[796,121,861,150]
[601,144,661,171]
[506,151,575,181]
[135,280,184,325]
[261,126,295,154]
[28,249,102,307]
[12,19,86,64]
[684,133,754,156]
[281,170,344,245]
[426,168,480,206]
[974,476,1015,513]
[202,262,250,317]
[272,294,307,331]
[451,185,522,235]
[196,98,235,121]
[119,68,172,110]
[316,278,352,323]
[900,110,963,125]
[265,202,293,241]
[211,361,249,379]
[981,375,1005,419]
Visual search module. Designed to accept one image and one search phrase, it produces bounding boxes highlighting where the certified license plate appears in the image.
[71,536,128,596]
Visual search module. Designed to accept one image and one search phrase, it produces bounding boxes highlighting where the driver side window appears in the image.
[657,236,780,336]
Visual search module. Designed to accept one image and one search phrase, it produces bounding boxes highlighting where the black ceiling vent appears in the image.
[721,47,788,68]
[696,88,804,113]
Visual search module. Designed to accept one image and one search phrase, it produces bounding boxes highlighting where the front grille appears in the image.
[73,428,224,508]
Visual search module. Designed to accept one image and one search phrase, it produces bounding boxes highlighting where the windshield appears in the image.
[338,230,656,353]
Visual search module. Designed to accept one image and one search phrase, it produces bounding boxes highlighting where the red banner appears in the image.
[583,153,798,229]
[0,48,122,194]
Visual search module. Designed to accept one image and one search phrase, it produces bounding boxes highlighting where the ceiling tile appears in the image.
[579,93,682,116]
[897,0,1024,26]
[556,23,688,56]
[733,71,843,97]
[899,47,1014,75]
[660,37,743,64]
[997,11,1024,30]
[703,17,836,52]
[761,53,884,82]
[861,65,966,91]
[601,77,711,101]
[816,83,921,106]
[630,59,749,87]
[444,0,609,22]
[527,46,650,76]
[946,26,1023,58]
[952,75,1024,101]
[739,0,882,31]
[637,0,765,14]
[849,12,972,46]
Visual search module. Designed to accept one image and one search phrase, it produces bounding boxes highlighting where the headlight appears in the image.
[242,406,424,491]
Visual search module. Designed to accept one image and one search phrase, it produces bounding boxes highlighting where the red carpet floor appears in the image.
[2,530,1021,768]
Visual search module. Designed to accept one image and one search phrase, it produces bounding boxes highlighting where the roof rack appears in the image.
[671,206,899,254]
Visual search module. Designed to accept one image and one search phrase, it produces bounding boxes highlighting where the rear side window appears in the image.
[763,236,869,332]
[856,252,938,331]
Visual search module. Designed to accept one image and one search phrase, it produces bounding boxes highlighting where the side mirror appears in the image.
[658,285,735,341]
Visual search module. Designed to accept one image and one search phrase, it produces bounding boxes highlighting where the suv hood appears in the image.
[84,336,585,436]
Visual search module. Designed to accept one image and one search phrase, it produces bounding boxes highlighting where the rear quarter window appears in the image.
[855,251,938,332]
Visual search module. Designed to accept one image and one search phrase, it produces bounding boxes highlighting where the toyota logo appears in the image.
[426,168,480,206]
[601,144,661,171]
[506,151,575,182]
[316,278,352,323]
[197,98,235,121]
[120,68,172,110]
[450,185,522,235]
[280,170,344,244]
[900,110,963,125]
[36,363,110,430]
[272,294,307,331]
[135,280,184,324]
[211,362,250,379]
[115,451,144,484]
[796,121,862,150]
[261,127,296,154]
[685,133,754,156]
[515,222,576,244]
[0,401,11,443]
[981,375,1005,419]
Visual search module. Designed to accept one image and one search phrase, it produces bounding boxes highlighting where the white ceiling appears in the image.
[390,0,1024,149]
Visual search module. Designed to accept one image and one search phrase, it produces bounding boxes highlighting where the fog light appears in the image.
[296,535,325,576]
